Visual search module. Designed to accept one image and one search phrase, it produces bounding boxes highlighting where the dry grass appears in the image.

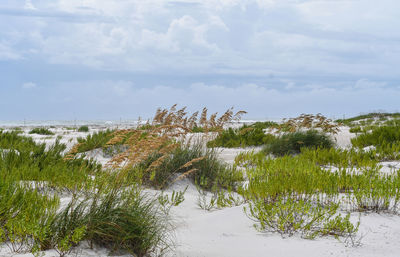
[279,113,340,134]
[68,105,246,188]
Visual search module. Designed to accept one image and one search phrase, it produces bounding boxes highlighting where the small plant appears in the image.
[245,197,358,239]
[279,113,340,134]
[351,125,400,148]
[158,187,187,214]
[29,128,54,135]
[349,127,362,133]
[207,126,276,148]
[77,125,89,132]
[264,130,334,156]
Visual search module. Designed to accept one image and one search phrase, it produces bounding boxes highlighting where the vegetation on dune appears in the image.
[207,122,277,148]
[137,142,243,190]
[235,147,400,242]
[77,125,89,132]
[0,131,101,191]
[351,125,400,148]
[336,112,400,126]
[4,108,400,255]
[73,129,115,154]
[68,105,246,190]
[0,130,172,256]
[29,127,55,135]
[263,130,334,156]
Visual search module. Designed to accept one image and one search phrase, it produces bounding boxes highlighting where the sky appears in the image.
[0,0,399,121]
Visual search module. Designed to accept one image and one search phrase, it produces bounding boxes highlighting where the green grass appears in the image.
[207,123,277,148]
[137,143,243,190]
[29,128,54,135]
[236,148,400,240]
[336,112,400,125]
[263,130,334,156]
[0,131,101,190]
[0,131,172,256]
[351,125,400,148]
[74,129,115,153]
[49,180,171,257]
[77,125,89,132]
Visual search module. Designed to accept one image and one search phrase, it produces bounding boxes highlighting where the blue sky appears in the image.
[1,0,399,121]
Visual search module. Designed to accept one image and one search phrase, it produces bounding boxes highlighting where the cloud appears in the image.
[0,42,21,60]
[22,82,37,89]
[1,0,400,77]
[1,0,400,120]
[24,0,36,10]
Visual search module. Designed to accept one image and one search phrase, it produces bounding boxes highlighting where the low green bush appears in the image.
[77,125,89,132]
[74,129,115,153]
[137,143,243,190]
[49,182,171,257]
[0,131,101,191]
[207,125,276,148]
[351,125,400,148]
[263,130,334,156]
[349,127,362,133]
[29,128,54,135]
[236,150,400,242]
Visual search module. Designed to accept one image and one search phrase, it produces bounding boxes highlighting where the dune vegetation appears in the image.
[1,110,400,256]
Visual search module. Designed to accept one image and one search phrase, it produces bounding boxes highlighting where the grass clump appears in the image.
[207,124,276,148]
[0,130,172,256]
[0,131,101,191]
[49,180,171,257]
[351,125,400,148]
[77,125,89,132]
[263,130,334,156]
[137,143,243,190]
[238,154,360,241]
[337,112,400,126]
[29,127,54,135]
[73,129,115,153]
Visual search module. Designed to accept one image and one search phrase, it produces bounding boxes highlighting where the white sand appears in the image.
[1,126,400,257]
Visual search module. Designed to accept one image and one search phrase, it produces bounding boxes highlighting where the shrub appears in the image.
[207,125,276,148]
[137,143,243,190]
[264,130,334,156]
[73,129,115,153]
[351,125,400,148]
[0,131,101,191]
[49,182,171,257]
[77,125,89,132]
[245,196,358,239]
[29,128,54,135]
[349,127,362,133]
[336,112,400,126]
[239,153,361,241]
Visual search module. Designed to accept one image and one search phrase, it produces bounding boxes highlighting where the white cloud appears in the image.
[1,0,399,77]
[22,82,37,89]
[24,0,36,10]
[0,42,21,60]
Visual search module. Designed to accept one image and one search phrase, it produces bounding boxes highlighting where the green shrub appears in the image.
[77,125,89,132]
[74,129,115,153]
[0,178,59,253]
[29,128,54,135]
[351,125,400,148]
[238,153,361,241]
[245,196,358,239]
[349,127,362,133]
[0,131,101,191]
[49,182,171,257]
[207,125,276,148]
[264,130,334,156]
[137,143,243,190]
